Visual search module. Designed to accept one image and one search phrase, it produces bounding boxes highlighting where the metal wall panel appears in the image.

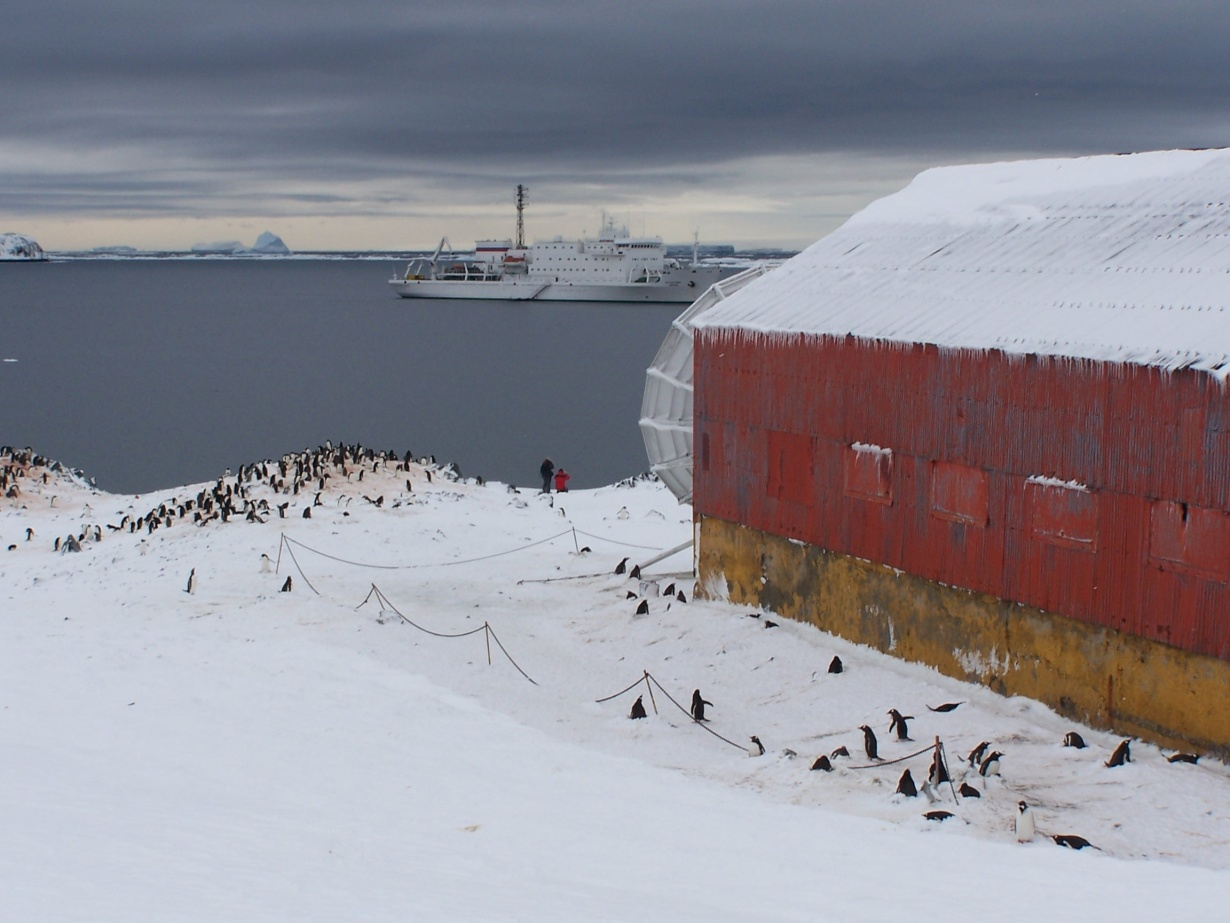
[694,330,1230,662]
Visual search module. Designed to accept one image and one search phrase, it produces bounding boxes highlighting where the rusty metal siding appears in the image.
[694,329,1230,662]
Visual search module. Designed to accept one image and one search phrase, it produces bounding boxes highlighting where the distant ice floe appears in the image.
[189,231,292,256]
[0,232,48,261]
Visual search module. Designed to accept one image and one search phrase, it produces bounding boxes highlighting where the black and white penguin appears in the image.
[887,708,913,741]
[957,781,981,799]
[690,689,712,722]
[1063,731,1087,749]
[830,745,850,759]
[662,583,676,597]
[828,655,844,674]
[280,576,293,592]
[979,751,1003,777]
[968,741,990,767]
[924,811,954,822]
[259,553,273,574]
[927,702,962,712]
[859,725,880,761]
[625,591,638,599]
[1167,752,1200,764]
[928,748,950,786]
[629,695,647,720]
[25,527,33,541]
[676,591,687,603]
[1106,739,1132,768]
[810,755,833,772]
[1051,834,1099,850]
[302,507,311,519]
[749,736,766,757]
[185,568,196,595]
[763,619,777,628]
[1015,801,1035,842]
[629,564,641,580]
[896,769,918,797]
[634,599,649,616]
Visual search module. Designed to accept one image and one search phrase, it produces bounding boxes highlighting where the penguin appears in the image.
[25,527,33,541]
[749,736,766,757]
[1167,752,1200,764]
[634,599,649,616]
[810,755,833,772]
[259,553,273,574]
[926,702,962,712]
[662,583,676,597]
[1015,801,1035,842]
[928,748,950,786]
[924,811,954,822]
[830,745,850,759]
[280,576,293,592]
[690,689,712,722]
[967,741,990,767]
[896,769,918,797]
[1063,731,1087,749]
[629,564,641,579]
[858,725,880,761]
[887,708,913,741]
[629,695,647,720]
[978,751,1003,777]
[185,568,196,595]
[1051,834,1099,851]
[828,655,843,674]
[302,507,311,519]
[676,591,687,603]
[1106,739,1132,768]
[763,619,777,628]
[625,591,638,599]
[957,781,981,799]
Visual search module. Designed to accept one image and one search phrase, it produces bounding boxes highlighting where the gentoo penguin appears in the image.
[280,576,293,592]
[662,583,676,597]
[1063,731,1087,749]
[1051,834,1098,850]
[749,736,766,757]
[1105,739,1132,768]
[259,553,273,574]
[634,599,649,616]
[979,751,1003,777]
[676,591,687,603]
[928,748,950,785]
[25,527,33,541]
[690,689,712,722]
[924,811,954,822]
[629,695,647,720]
[896,769,918,797]
[629,564,641,579]
[810,755,833,772]
[927,702,962,712]
[625,591,638,599]
[302,507,311,519]
[957,781,981,799]
[828,655,843,674]
[185,568,196,595]
[763,618,777,627]
[887,708,913,741]
[968,741,990,767]
[1015,801,1035,842]
[858,725,880,761]
[1167,752,1200,764]
[830,745,850,759]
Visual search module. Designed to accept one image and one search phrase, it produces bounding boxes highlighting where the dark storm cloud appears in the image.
[4,1,1230,215]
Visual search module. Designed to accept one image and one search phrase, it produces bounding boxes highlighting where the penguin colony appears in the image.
[611,556,1199,851]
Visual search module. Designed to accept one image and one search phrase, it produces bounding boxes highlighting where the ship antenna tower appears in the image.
[515,184,527,249]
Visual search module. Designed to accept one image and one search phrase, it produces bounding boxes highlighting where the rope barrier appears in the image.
[366,584,537,685]
[596,670,746,750]
[280,535,321,596]
[845,742,936,771]
[281,529,575,571]
[572,528,665,551]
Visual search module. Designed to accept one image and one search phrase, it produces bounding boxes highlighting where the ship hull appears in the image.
[389,266,741,303]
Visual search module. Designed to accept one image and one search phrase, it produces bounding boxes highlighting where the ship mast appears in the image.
[514,184,527,249]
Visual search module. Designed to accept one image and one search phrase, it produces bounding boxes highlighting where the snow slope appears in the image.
[1,451,1227,920]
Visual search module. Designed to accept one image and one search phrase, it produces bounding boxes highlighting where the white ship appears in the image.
[389,188,746,302]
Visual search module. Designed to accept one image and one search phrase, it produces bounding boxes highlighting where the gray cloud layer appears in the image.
[4,1,1230,235]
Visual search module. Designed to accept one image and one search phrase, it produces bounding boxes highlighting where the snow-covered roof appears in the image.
[693,148,1230,377]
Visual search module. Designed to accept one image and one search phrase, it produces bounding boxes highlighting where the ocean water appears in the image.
[0,259,683,494]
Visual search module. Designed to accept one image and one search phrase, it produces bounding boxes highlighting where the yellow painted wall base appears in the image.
[697,515,1230,759]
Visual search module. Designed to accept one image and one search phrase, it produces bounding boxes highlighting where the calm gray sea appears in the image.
[0,259,682,494]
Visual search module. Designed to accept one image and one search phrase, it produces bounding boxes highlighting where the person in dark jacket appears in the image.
[554,467,571,493]
[540,458,554,493]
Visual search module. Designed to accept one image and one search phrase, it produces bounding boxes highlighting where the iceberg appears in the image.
[0,232,48,261]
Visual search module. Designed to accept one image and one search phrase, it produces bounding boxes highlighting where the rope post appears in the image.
[571,527,579,553]
[485,622,492,665]
[275,533,284,573]
[644,671,658,715]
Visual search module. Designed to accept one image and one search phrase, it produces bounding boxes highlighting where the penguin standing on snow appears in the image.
[895,769,918,797]
[629,696,647,719]
[1063,731,1087,749]
[979,751,1003,777]
[858,724,880,761]
[1015,801,1036,842]
[1106,739,1132,768]
[185,568,196,595]
[968,741,990,768]
[749,736,766,757]
[690,689,712,722]
[887,708,913,741]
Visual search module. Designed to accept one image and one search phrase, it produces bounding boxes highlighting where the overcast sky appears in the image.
[4,1,1230,250]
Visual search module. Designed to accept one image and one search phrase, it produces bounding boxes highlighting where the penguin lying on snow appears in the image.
[1052,834,1099,850]
[926,702,962,712]
[957,782,981,799]
[810,755,833,772]
[1167,752,1200,764]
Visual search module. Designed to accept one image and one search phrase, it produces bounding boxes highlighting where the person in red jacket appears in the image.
[554,467,571,492]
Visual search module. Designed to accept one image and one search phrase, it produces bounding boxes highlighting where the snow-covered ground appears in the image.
[2,449,1227,920]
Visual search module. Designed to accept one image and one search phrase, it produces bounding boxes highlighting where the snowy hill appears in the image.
[1,447,1227,919]
[0,232,48,260]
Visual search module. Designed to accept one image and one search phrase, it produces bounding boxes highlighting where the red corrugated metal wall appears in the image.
[694,331,1230,661]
